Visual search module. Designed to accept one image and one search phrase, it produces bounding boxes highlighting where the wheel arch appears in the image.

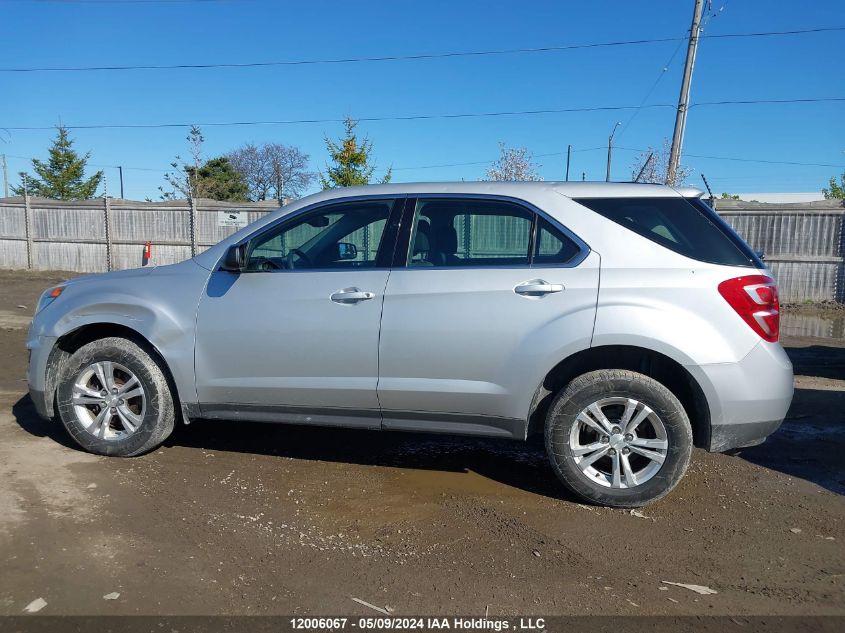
[45,322,182,422]
[527,344,711,448]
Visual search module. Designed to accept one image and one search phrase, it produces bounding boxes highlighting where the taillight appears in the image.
[717,275,780,342]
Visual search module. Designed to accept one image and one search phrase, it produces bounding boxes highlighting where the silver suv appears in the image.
[26,182,793,507]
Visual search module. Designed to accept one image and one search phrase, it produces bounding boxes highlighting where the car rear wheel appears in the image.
[545,369,692,507]
[57,337,175,456]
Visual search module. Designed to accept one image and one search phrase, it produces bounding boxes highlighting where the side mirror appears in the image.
[335,242,358,261]
[221,243,248,272]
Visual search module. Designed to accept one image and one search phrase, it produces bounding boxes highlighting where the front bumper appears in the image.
[26,333,57,420]
[687,340,794,452]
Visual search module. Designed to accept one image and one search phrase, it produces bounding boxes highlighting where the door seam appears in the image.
[374,268,392,419]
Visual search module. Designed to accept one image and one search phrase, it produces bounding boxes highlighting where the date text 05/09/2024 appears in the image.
[289,617,546,631]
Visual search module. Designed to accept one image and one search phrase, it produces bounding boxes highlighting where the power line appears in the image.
[5,146,840,186]
[9,143,839,176]
[1,104,678,130]
[2,27,842,73]
[5,97,842,131]
[2,152,169,172]
[685,152,845,168]
[393,146,845,174]
[613,146,845,168]
[24,1,230,4]
[392,147,606,172]
[616,0,730,142]
[691,97,845,107]
[617,33,687,140]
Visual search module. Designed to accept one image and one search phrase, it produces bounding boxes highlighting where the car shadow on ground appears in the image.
[737,344,845,496]
[738,385,845,496]
[10,393,576,502]
[786,345,845,382]
[12,343,845,499]
[166,418,579,501]
[12,396,79,450]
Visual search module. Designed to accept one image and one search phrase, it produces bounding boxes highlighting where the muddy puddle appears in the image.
[781,309,845,340]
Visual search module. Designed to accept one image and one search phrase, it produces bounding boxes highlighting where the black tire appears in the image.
[57,337,175,457]
[545,369,692,507]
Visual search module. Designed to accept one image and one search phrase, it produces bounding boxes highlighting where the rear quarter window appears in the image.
[573,196,763,268]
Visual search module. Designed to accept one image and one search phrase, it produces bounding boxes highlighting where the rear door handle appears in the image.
[330,287,376,304]
[514,280,564,297]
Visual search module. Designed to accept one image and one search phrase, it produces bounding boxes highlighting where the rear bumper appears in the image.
[686,340,793,452]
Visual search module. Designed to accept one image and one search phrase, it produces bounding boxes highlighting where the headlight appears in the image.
[35,286,64,314]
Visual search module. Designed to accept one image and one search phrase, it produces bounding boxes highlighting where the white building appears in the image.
[735,192,827,203]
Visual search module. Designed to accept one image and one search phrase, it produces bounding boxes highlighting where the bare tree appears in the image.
[227,143,271,200]
[266,144,315,201]
[485,143,543,182]
[160,125,205,200]
[631,138,692,186]
[227,143,315,202]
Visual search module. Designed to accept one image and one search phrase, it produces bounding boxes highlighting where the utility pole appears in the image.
[606,122,621,182]
[118,166,124,199]
[276,172,285,204]
[668,0,704,185]
[1,154,7,198]
[565,144,572,181]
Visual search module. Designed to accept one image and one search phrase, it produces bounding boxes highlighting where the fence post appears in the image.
[23,194,33,270]
[836,208,845,304]
[189,197,198,257]
[104,196,113,271]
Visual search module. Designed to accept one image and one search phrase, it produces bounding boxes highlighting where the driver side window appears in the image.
[246,199,394,271]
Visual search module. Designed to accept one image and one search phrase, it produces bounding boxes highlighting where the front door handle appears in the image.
[330,287,376,304]
[514,279,564,297]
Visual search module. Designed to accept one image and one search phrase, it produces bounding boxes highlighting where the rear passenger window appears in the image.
[574,197,763,268]
[408,199,533,267]
[534,218,581,265]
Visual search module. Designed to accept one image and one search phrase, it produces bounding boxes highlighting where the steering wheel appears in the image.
[286,248,312,269]
[250,256,284,272]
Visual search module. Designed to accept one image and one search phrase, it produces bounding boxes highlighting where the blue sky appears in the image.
[1,0,843,200]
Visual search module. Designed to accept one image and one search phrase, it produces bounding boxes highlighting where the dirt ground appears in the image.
[0,270,842,617]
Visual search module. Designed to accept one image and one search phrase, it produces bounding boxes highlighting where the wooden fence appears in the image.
[715,198,845,303]
[0,195,843,303]
[0,197,280,272]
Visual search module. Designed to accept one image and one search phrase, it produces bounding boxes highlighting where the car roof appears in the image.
[302,181,703,202]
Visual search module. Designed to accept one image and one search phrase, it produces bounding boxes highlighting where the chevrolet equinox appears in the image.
[27,182,794,507]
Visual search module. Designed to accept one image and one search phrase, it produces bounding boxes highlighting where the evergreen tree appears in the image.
[822,171,845,199]
[320,117,391,189]
[187,157,249,201]
[13,126,103,199]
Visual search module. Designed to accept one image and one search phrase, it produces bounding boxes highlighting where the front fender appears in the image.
[29,260,210,409]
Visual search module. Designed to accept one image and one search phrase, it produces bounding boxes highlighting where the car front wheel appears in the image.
[545,369,693,507]
[57,337,175,457]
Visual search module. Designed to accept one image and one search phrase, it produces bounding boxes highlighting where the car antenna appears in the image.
[700,173,716,207]
[633,152,654,183]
